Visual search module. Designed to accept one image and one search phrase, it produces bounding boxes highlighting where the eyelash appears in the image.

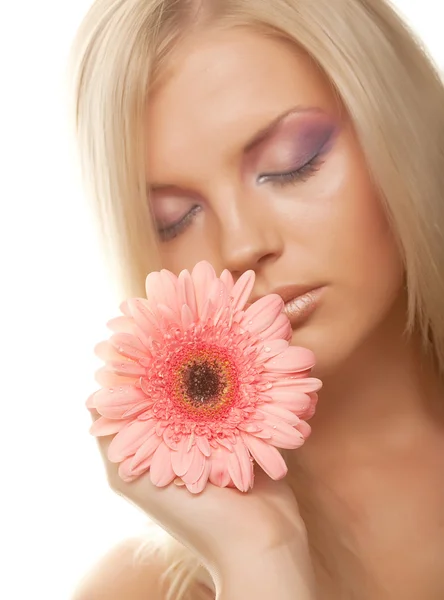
[157,205,202,242]
[157,154,324,241]
[258,153,324,186]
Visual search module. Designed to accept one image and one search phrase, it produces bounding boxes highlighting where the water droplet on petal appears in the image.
[273,425,277,429]
[265,382,272,390]
[248,320,253,326]
[264,346,271,353]
[109,388,114,393]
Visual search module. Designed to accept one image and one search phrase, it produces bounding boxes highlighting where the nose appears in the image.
[216,192,283,278]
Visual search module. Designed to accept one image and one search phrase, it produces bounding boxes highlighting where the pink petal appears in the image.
[181,445,206,484]
[296,420,312,439]
[207,278,229,316]
[241,294,284,335]
[106,359,146,377]
[270,377,322,393]
[159,269,180,312]
[109,333,149,361]
[241,434,288,480]
[118,456,138,482]
[254,339,289,365]
[107,315,138,334]
[145,270,178,310]
[299,392,318,420]
[178,269,198,319]
[258,403,301,426]
[149,443,176,487]
[94,367,135,387]
[130,428,162,469]
[171,438,195,477]
[230,270,255,311]
[259,418,305,450]
[186,458,211,494]
[199,298,214,323]
[264,346,316,373]
[265,389,312,414]
[94,340,122,362]
[195,436,211,457]
[93,384,147,419]
[107,419,156,462]
[259,313,292,342]
[209,447,233,487]
[228,438,254,492]
[191,261,217,315]
[157,303,181,325]
[89,416,131,436]
[220,269,234,292]
[181,304,194,330]
[126,298,161,340]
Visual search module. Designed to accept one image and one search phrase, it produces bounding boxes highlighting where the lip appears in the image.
[271,284,324,327]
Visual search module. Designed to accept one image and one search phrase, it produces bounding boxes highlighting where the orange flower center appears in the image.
[168,345,240,417]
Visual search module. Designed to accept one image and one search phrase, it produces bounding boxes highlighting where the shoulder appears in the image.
[71,536,167,600]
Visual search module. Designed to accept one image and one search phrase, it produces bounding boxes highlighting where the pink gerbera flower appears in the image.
[87,261,322,494]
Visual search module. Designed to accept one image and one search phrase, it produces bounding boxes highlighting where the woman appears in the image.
[69,0,444,598]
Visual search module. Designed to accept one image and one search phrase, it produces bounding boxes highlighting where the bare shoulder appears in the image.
[71,536,167,600]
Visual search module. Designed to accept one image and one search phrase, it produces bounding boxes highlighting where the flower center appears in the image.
[182,360,224,406]
[166,344,240,417]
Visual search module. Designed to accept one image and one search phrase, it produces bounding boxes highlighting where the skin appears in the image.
[143,27,444,598]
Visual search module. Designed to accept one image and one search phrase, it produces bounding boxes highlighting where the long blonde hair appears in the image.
[68,1,444,597]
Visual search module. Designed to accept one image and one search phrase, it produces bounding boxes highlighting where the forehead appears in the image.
[145,28,336,175]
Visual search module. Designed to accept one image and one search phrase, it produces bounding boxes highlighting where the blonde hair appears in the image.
[69,1,444,597]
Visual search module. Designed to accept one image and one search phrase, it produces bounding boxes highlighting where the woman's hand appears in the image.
[89,407,315,597]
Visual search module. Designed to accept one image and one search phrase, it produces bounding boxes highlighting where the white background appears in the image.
[1,1,442,598]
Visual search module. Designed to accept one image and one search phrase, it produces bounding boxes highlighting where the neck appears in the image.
[305,301,444,458]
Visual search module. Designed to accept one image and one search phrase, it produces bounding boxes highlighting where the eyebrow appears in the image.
[146,105,319,193]
[243,105,316,152]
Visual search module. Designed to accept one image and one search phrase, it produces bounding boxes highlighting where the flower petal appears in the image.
[89,416,131,436]
[109,333,149,361]
[241,294,284,335]
[178,269,198,319]
[270,377,322,393]
[296,420,312,439]
[241,434,288,480]
[131,428,162,469]
[258,417,305,449]
[181,304,195,330]
[107,316,138,334]
[93,384,148,419]
[94,340,122,362]
[264,389,312,414]
[106,359,146,378]
[126,298,161,340]
[254,339,289,365]
[209,447,233,487]
[195,435,212,457]
[259,313,292,342]
[192,261,217,315]
[108,419,156,462]
[264,346,316,373]
[171,438,195,477]
[145,270,178,310]
[94,367,135,387]
[258,403,301,426]
[150,442,176,487]
[220,269,234,292]
[228,438,254,492]
[186,458,211,494]
[181,444,206,484]
[230,270,255,312]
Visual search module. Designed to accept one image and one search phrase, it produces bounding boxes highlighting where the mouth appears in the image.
[272,285,324,327]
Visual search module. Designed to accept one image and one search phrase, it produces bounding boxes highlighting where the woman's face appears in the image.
[144,28,404,375]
